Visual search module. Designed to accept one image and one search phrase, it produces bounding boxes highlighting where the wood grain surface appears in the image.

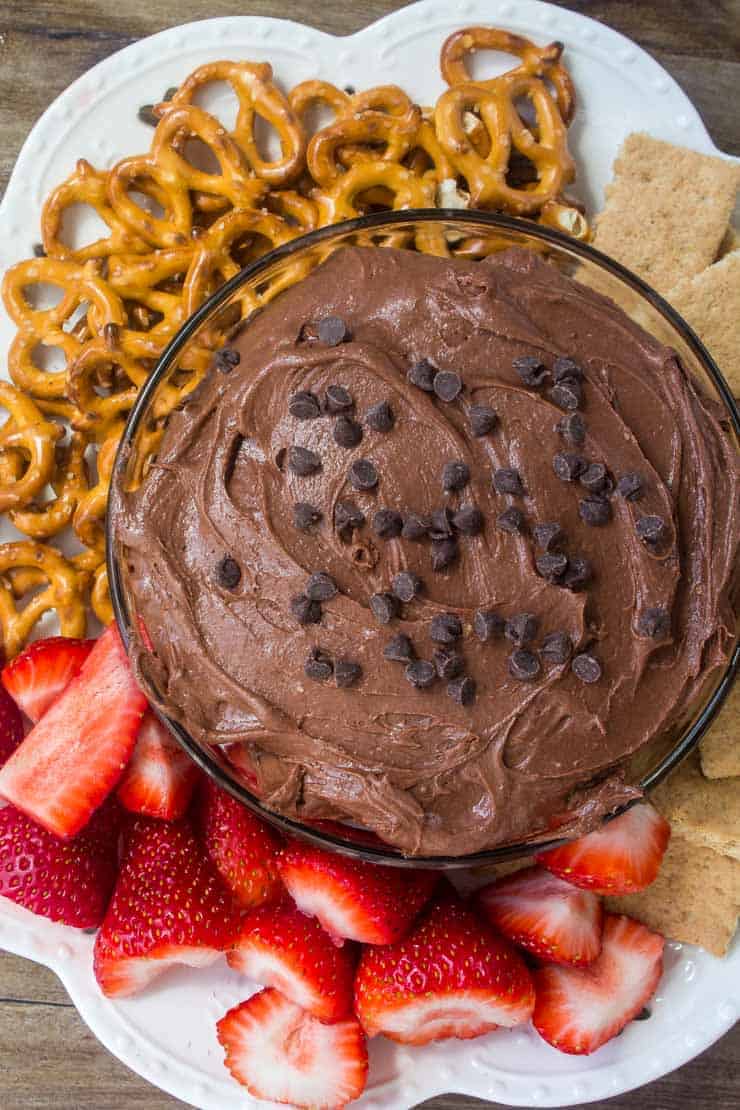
[0,1,738,1108]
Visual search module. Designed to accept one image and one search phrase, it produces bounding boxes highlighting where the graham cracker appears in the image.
[653,751,740,860]
[700,681,740,779]
[592,133,739,297]
[717,225,739,259]
[606,833,739,957]
[666,250,740,396]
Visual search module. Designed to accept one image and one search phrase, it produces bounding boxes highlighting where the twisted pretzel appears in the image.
[307,105,422,188]
[0,383,62,512]
[42,159,149,261]
[8,432,89,540]
[73,428,120,564]
[0,541,88,657]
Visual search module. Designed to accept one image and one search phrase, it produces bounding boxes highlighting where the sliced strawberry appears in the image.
[117,710,200,821]
[278,840,438,945]
[476,865,603,966]
[217,988,368,1109]
[228,900,356,1022]
[354,889,535,1044]
[2,636,95,722]
[0,625,147,839]
[533,913,664,1054]
[537,803,671,895]
[0,682,24,768]
[0,798,121,928]
[94,816,243,997]
[196,778,282,908]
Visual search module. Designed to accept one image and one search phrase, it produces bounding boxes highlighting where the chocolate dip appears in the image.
[116,246,739,857]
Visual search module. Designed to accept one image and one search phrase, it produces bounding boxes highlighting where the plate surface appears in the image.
[0,2,737,1107]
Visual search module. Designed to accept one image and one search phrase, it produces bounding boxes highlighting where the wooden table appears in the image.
[0,1,737,1107]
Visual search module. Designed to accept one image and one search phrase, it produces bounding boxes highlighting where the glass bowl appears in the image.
[107,210,738,869]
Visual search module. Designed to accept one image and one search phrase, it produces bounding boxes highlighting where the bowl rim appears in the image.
[107,208,739,868]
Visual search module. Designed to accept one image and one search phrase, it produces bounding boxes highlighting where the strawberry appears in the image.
[0,625,147,839]
[228,899,357,1023]
[278,840,438,945]
[94,816,243,997]
[0,798,121,928]
[117,710,200,821]
[533,913,664,1054]
[196,778,282,908]
[2,636,95,723]
[217,988,368,1109]
[537,803,671,895]
[0,682,24,768]
[354,890,535,1044]
[476,866,603,966]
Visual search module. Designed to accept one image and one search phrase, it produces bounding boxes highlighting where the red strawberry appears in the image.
[0,682,24,768]
[0,798,121,928]
[228,900,356,1023]
[196,778,282,908]
[354,890,535,1044]
[279,840,438,945]
[537,803,671,895]
[0,625,147,839]
[217,988,368,1109]
[476,866,603,966]
[533,913,664,1054]
[117,710,200,821]
[2,636,94,722]
[94,816,243,997]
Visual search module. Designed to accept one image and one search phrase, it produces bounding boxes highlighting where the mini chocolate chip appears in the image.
[392,571,422,602]
[572,652,602,683]
[289,390,321,420]
[325,384,353,413]
[405,660,437,688]
[335,658,362,687]
[429,507,454,540]
[636,515,668,546]
[505,612,539,646]
[384,633,416,663]
[370,592,399,624]
[452,505,483,535]
[431,537,459,571]
[556,412,586,445]
[334,500,365,538]
[317,315,349,345]
[430,613,462,643]
[163,85,178,100]
[306,572,337,601]
[553,356,583,382]
[579,462,609,493]
[634,1007,652,1022]
[32,242,46,258]
[304,648,333,681]
[433,370,463,402]
[553,452,586,481]
[138,103,159,127]
[509,649,541,681]
[562,555,592,590]
[541,631,572,665]
[447,675,476,705]
[442,460,470,492]
[579,496,612,526]
[637,607,671,638]
[407,359,436,391]
[513,355,548,387]
[402,512,431,541]
[217,556,241,589]
[493,468,524,496]
[434,648,464,680]
[550,380,582,411]
[469,404,497,436]
[365,400,394,432]
[214,346,240,373]
[496,507,525,533]
[474,609,505,642]
[536,552,569,580]
[294,502,322,531]
[290,594,321,625]
[373,509,403,539]
[348,458,378,490]
[288,445,321,476]
[334,415,363,448]
[533,521,563,550]
[617,472,644,500]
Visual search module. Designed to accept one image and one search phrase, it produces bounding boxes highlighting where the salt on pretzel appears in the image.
[0,541,88,657]
[42,159,150,261]
[0,383,62,512]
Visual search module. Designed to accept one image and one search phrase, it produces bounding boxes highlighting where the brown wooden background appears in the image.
[0,1,738,1107]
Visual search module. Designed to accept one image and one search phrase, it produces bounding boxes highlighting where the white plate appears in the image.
[0,2,737,1107]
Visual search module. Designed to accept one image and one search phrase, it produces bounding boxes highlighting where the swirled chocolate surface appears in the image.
[116,246,738,857]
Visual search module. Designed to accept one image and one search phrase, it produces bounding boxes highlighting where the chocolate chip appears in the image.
[474,609,505,642]
[214,346,240,373]
[469,404,497,436]
[370,592,399,624]
[533,522,563,550]
[447,675,476,705]
[496,507,525,533]
[429,507,454,540]
[405,660,437,688]
[562,555,592,591]
[553,452,586,481]
[391,571,422,602]
[493,468,524,496]
[348,459,378,490]
[288,446,321,476]
[334,415,363,448]
[433,370,463,402]
[335,658,362,688]
[32,242,46,258]
[430,613,462,643]
[442,460,470,493]
[553,356,583,382]
[325,385,353,413]
[217,556,241,589]
[509,649,541,681]
[431,537,459,571]
[334,500,365,539]
[306,572,337,602]
[572,653,602,683]
[513,355,548,387]
[617,472,644,501]
[402,512,431,541]
[579,496,612,526]
[304,648,333,681]
[407,359,436,391]
[637,607,671,638]
[556,413,586,445]
[434,648,464,680]
[294,502,322,531]
[373,509,403,539]
[138,103,159,127]
[384,634,415,663]
[636,515,668,546]
[549,380,582,411]
[579,462,609,494]
[163,86,178,101]
[634,1007,652,1022]
[289,391,321,420]
[365,400,394,432]
[505,612,539,646]
[317,316,349,345]
[452,505,483,535]
[290,594,321,625]
[541,631,572,665]
[536,552,569,581]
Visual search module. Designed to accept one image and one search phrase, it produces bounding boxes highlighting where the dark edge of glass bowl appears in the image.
[107,209,739,869]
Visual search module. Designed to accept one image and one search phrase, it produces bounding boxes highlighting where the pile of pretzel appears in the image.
[0,26,584,657]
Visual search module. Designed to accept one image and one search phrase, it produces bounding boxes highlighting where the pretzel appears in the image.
[42,159,149,261]
[8,432,89,540]
[0,541,88,657]
[289,80,351,130]
[72,427,119,563]
[91,562,113,626]
[538,197,590,240]
[308,105,422,188]
[0,383,62,512]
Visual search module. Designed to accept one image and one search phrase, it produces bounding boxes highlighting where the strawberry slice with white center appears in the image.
[117,710,200,821]
[228,899,357,1022]
[0,625,147,838]
[354,889,535,1044]
[94,816,243,997]
[537,803,671,895]
[217,988,368,1109]
[196,778,282,908]
[533,913,664,1054]
[476,865,603,966]
[278,839,438,945]
[2,636,95,722]
[0,682,24,768]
